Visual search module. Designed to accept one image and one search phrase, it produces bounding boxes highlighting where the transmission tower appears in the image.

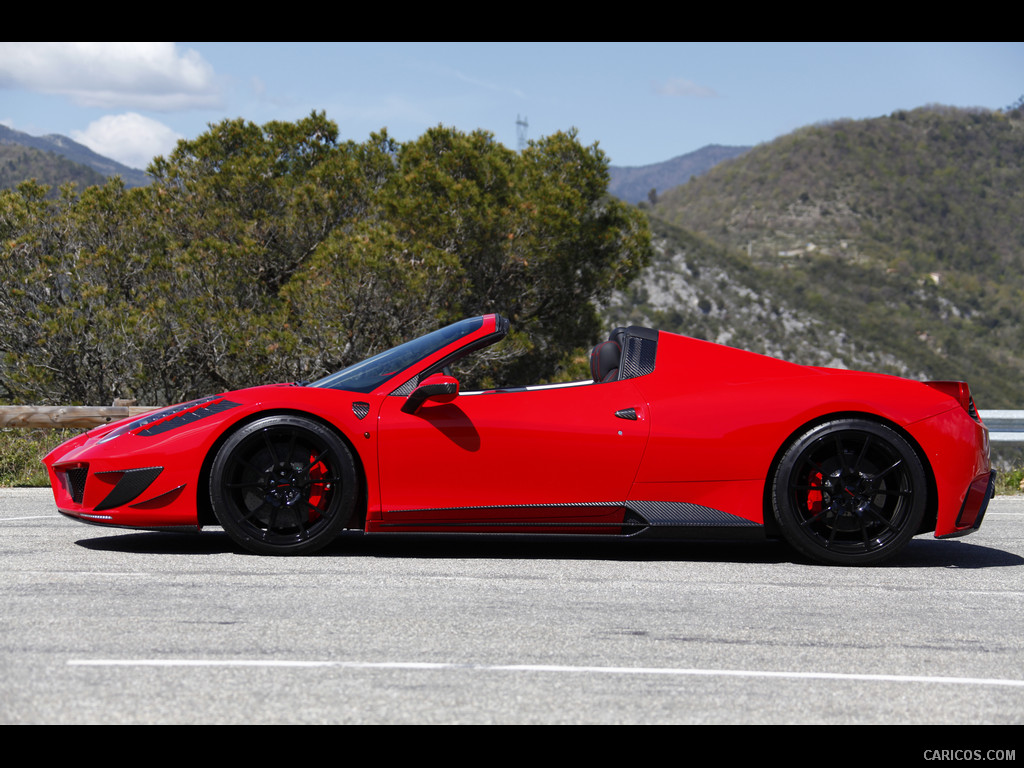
[516,115,528,151]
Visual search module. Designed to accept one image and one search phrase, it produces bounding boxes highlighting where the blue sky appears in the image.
[1,42,1021,170]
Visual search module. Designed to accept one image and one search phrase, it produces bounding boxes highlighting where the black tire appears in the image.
[772,419,926,566]
[210,415,357,555]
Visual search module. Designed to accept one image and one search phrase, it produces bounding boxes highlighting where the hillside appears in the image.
[606,106,1024,409]
[0,144,107,192]
[0,125,149,189]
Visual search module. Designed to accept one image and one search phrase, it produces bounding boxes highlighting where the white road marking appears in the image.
[66,659,1024,688]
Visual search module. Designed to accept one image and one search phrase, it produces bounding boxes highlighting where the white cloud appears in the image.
[0,42,221,110]
[72,113,182,169]
[448,66,526,99]
[654,78,718,98]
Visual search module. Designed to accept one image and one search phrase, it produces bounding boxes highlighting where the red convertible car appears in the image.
[45,314,994,565]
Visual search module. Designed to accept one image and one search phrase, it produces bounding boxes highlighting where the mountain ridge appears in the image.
[608,143,751,203]
[0,124,150,188]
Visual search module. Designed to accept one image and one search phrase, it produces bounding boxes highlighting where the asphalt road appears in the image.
[2,488,1023,725]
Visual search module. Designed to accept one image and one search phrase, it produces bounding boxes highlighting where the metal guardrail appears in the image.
[978,411,1024,442]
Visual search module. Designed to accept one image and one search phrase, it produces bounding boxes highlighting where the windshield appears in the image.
[310,317,485,393]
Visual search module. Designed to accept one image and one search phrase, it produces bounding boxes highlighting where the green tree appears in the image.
[0,114,651,404]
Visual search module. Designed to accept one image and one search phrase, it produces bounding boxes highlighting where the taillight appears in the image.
[924,381,979,421]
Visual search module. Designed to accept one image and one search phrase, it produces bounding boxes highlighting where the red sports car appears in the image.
[45,314,994,565]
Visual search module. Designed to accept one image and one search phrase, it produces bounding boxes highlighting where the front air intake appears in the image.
[66,467,88,503]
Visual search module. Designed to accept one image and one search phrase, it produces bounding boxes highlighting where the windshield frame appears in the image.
[310,317,497,394]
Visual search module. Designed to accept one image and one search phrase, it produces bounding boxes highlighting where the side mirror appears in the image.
[401,373,460,414]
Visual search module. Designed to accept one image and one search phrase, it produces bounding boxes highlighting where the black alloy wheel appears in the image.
[772,419,926,566]
[211,415,357,555]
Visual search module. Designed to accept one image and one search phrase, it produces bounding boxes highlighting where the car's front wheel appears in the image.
[210,415,357,555]
[771,419,926,566]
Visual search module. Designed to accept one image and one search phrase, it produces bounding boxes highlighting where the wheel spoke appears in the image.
[792,483,825,492]
[852,435,872,474]
[834,435,848,473]
[240,500,272,524]
[871,487,912,498]
[225,480,264,490]
[825,518,840,549]
[869,459,903,483]
[237,455,271,476]
[291,503,310,537]
[858,518,872,549]
[267,504,282,534]
[308,475,342,486]
[262,430,280,465]
[306,448,329,472]
[863,505,900,532]
[799,506,832,526]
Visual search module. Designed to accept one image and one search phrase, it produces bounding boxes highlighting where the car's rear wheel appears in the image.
[772,419,926,566]
[211,416,357,555]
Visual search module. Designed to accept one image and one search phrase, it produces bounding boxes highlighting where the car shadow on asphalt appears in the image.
[74,529,1023,567]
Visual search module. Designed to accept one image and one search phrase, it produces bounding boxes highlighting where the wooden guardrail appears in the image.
[0,402,158,429]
